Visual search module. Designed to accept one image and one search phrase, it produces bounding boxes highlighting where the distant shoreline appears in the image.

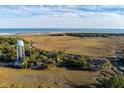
[0,32,46,36]
[0,28,124,34]
[0,31,124,36]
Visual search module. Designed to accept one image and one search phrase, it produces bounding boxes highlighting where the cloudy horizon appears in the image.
[0,5,124,28]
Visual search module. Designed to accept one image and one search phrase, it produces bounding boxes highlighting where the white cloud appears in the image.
[0,5,124,28]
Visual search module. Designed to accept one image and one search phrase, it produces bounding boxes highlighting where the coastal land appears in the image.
[0,32,123,88]
[22,33,124,57]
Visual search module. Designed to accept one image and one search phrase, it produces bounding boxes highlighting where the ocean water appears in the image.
[0,28,124,33]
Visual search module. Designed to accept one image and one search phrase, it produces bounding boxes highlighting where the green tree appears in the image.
[22,57,30,68]
[55,51,65,63]
[0,50,3,59]
[97,58,112,71]
[98,75,124,88]
[38,55,48,62]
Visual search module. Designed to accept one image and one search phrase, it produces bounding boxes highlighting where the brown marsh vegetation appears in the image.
[22,35,124,57]
[0,33,123,88]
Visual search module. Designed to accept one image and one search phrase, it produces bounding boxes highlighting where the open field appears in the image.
[0,67,98,88]
[22,35,124,57]
[0,34,120,88]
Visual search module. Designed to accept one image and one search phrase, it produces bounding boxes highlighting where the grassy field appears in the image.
[0,34,121,88]
[0,67,98,88]
[22,35,124,57]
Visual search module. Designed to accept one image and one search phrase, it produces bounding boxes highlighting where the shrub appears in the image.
[97,75,124,88]
[37,84,49,88]
[47,58,56,64]
[22,57,30,68]
[88,58,112,71]
[47,64,57,70]
[37,55,48,62]
[98,61,111,71]
[59,55,89,69]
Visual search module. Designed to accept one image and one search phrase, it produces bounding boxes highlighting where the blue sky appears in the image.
[0,5,124,28]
